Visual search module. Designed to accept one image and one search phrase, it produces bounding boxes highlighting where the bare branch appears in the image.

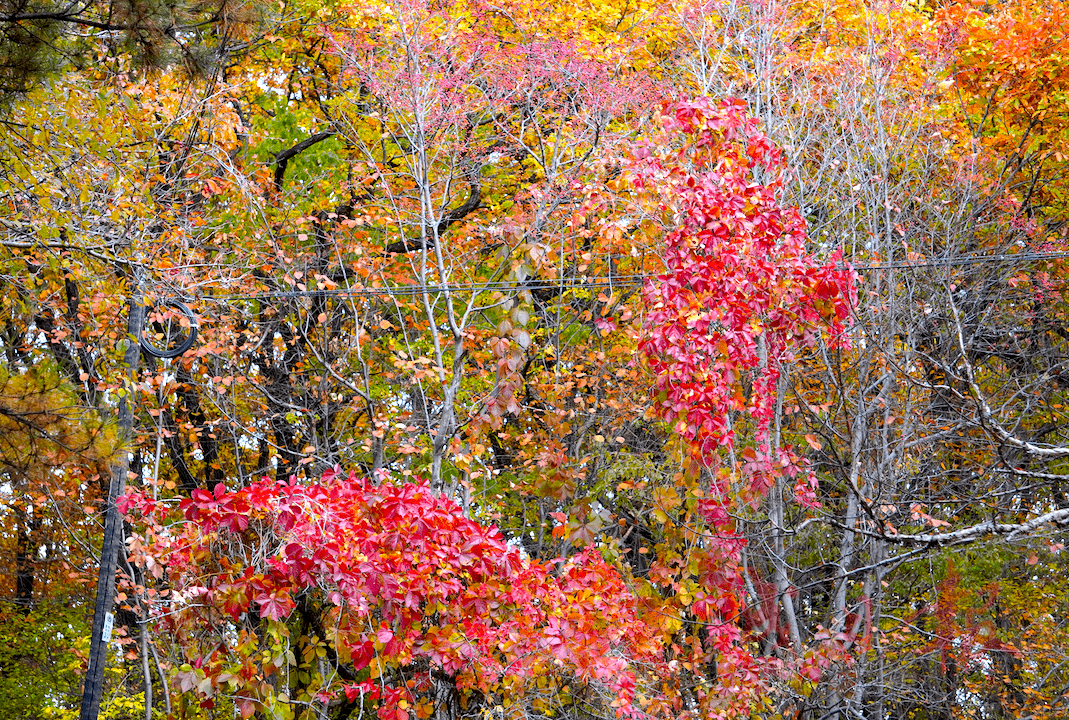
[273,131,336,190]
[877,508,1069,547]
[948,289,1069,458]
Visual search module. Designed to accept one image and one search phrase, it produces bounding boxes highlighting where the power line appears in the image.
[849,249,1069,272]
[188,250,1069,303]
[198,275,654,302]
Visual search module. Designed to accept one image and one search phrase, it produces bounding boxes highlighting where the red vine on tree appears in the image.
[633,96,856,684]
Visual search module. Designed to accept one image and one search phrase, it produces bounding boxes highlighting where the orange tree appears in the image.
[0,363,116,717]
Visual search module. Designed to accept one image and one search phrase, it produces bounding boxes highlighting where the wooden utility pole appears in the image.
[80,287,142,720]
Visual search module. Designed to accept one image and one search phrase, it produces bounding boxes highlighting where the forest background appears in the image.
[1,0,1068,718]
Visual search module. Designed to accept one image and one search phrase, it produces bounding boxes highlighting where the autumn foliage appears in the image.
[3,0,1069,718]
[121,471,655,719]
[636,97,854,507]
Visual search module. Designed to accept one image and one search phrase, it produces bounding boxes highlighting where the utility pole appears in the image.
[80,286,142,720]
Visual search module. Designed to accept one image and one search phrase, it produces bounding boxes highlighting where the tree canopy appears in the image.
[2,0,1069,718]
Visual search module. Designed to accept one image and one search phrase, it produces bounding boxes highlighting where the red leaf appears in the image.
[255,591,295,621]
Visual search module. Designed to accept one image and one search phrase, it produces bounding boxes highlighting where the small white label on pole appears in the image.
[102,612,114,644]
